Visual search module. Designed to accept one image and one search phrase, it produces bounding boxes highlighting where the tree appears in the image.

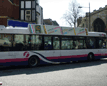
[63,0,81,27]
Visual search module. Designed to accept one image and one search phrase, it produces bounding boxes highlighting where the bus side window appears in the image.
[73,40,78,49]
[61,37,72,50]
[84,40,87,49]
[34,35,43,50]
[25,35,32,50]
[1,34,13,51]
[61,41,66,49]
[86,37,96,49]
[102,38,106,48]
[53,37,60,50]
[44,36,52,50]
[102,42,106,48]
[14,35,24,51]
[70,40,73,49]
[99,39,103,48]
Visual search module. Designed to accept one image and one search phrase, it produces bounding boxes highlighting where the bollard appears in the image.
[0,82,2,85]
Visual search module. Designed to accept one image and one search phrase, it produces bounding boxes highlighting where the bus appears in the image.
[0,25,107,67]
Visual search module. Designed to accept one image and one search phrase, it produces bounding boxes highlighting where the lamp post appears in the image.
[78,3,91,31]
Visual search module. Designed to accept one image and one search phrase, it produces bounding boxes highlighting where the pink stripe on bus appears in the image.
[94,54,101,56]
[0,58,28,63]
[46,54,88,60]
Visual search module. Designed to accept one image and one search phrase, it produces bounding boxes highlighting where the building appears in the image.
[77,5,107,33]
[43,18,59,26]
[0,0,43,27]
[77,17,82,27]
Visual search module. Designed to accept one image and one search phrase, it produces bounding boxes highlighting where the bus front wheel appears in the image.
[28,56,39,67]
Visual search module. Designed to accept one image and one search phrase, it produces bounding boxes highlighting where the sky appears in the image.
[40,0,107,27]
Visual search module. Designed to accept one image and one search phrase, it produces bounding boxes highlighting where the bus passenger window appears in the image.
[102,43,106,48]
[30,35,43,50]
[61,37,72,50]
[61,41,66,49]
[78,40,84,49]
[99,39,103,48]
[37,35,43,50]
[86,37,96,49]
[44,36,52,50]
[70,40,73,49]
[53,37,60,50]
[73,40,78,49]
[99,38,107,49]
[84,40,87,49]
[14,35,24,51]
[0,34,13,51]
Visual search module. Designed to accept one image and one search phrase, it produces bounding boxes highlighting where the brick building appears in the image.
[0,0,19,26]
[0,0,43,27]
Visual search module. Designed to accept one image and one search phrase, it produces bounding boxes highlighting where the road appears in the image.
[0,59,107,86]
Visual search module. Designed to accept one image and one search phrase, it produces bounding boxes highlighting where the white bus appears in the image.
[0,26,107,67]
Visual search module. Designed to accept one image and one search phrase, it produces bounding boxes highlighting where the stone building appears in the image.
[77,5,107,32]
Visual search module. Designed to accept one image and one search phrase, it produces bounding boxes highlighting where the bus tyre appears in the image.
[87,53,94,61]
[28,56,39,67]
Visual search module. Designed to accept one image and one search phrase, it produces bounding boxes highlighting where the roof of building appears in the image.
[43,18,59,26]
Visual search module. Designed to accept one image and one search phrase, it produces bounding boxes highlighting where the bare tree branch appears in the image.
[62,0,81,27]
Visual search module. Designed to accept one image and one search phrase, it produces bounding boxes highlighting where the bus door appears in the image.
[53,36,60,58]
[44,36,54,58]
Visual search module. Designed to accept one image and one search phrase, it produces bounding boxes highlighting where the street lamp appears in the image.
[78,3,90,31]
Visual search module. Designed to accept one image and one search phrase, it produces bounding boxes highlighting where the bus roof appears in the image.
[88,32,106,37]
[0,25,106,37]
[0,26,30,34]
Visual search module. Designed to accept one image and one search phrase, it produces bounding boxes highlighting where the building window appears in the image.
[21,10,24,20]
[32,1,35,8]
[21,1,24,8]
[25,1,31,8]
[25,10,31,21]
[32,10,35,21]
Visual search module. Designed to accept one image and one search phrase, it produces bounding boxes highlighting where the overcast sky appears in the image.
[40,0,107,27]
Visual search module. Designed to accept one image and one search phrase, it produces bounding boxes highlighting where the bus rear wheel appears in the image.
[87,53,94,61]
[28,56,39,67]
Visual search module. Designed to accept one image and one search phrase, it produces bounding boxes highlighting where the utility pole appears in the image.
[89,2,90,31]
[78,2,91,31]
[35,0,37,24]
